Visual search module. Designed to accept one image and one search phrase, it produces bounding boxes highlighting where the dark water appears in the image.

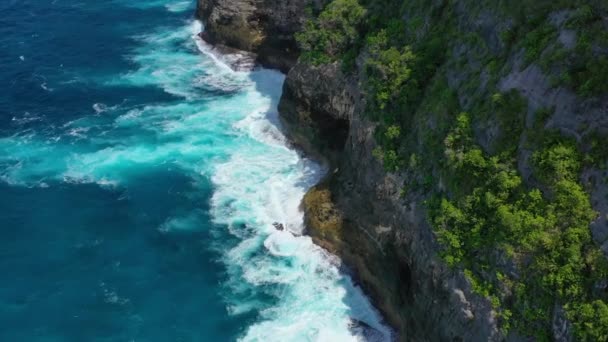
[0,1,391,341]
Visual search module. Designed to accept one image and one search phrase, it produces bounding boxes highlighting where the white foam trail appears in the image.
[206,44,393,342]
[40,82,52,91]
[165,0,190,12]
[92,102,122,114]
[194,39,239,74]
[193,21,257,72]
[0,16,394,341]
[11,112,44,125]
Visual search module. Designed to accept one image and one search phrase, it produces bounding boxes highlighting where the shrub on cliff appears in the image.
[430,113,607,340]
[299,0,608,338]
[365,30,417,112]
[295,0,366,64]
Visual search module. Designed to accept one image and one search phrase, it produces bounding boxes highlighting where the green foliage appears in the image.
[500,28,517,47]
[295,0,366,64]
[430,116,606,339]
[532,140,581,183]
[372,146,402,172]
[488,90,527,155]
[521,22,557,65]
[532,107,554,130]
[583,130,608,168]
[537,3,608,97]
[570,300,608,341]
[385,125,401,140]
[539,43,567,72]
[566,5,598,29]
[433,199,466,266]
[298,0,608,339]
[366,30,417,112]
[575,56,608,97]
[340,48,358,73]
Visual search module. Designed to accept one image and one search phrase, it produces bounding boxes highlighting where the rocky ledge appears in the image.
[196,0,501,340]
[195,0,608,340]
[280,60,501,341]
[196,0,323,73]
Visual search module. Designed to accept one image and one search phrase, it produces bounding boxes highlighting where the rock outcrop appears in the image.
[197,0,608,340]
[280,59,502,341]
[196,0,323,72]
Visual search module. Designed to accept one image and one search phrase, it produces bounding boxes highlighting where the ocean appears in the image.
[0,1,391,340]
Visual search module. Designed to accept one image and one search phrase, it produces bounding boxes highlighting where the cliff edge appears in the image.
[196,0,325,72]
[197,0,608,340]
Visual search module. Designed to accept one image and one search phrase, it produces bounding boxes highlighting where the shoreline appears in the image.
[194,24,395,340]
[194,24,396,340]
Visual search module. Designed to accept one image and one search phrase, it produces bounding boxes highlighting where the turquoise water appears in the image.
[0,1,391,340]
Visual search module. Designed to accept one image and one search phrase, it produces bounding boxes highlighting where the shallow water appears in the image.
[0,1,391,340]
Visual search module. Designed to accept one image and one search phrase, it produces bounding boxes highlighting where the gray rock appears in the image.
[196,0,324,72]
[553,304,574,342]
[196,1,608,340]
[281,59,502,341]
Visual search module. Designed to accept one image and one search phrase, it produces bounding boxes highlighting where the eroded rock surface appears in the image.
[197,0,323,72]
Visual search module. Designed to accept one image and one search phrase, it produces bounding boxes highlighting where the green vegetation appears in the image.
[298,0,608,339]
[574,56,608,97]
[532,107,554,130]
[583,130,608,168]
[365,30,417,113]
[295,0,366,65]
[431,113,607,339]
[521,22,557,65]
[532,139,581,183]
[483,90,527,155]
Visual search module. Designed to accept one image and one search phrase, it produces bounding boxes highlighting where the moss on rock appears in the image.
[303,186,343,243]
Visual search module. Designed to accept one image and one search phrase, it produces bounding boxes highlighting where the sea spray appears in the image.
[194,26,393,342]
[0,1,391,340]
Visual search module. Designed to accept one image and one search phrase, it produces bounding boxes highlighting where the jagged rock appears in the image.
[284,59,501,341]
[272,222,284,231]
[196,0,608,340]
[196,0,327,72]
[553,304,574,342]
[278,62,355,163]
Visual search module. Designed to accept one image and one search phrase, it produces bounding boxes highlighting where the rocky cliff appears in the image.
[197,0,608,340]
[196,0,325,72]
[280,57,501,342]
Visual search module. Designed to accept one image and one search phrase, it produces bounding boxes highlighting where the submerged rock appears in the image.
[348,318,390,341]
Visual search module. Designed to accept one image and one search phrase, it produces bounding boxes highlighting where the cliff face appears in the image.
[196,0,324,72]
[280,59,501,342]
[280,2,608,340]
[197,0,608,340]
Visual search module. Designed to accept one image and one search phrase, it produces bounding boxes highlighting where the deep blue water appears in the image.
[0,1,391,341]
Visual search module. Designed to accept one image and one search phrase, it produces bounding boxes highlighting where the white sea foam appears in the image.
[40,82,53,92]
[11,112,44,126]
[92,102,122,114]
[0,16,393,341]
[158,213,203,233]
[205,37,392,342]
[113,0,190,12]
[193,23,257,72]
[165,0,190,12]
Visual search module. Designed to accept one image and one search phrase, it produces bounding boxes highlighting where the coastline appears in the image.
[194,0,608,340]
[193,22,395,341]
